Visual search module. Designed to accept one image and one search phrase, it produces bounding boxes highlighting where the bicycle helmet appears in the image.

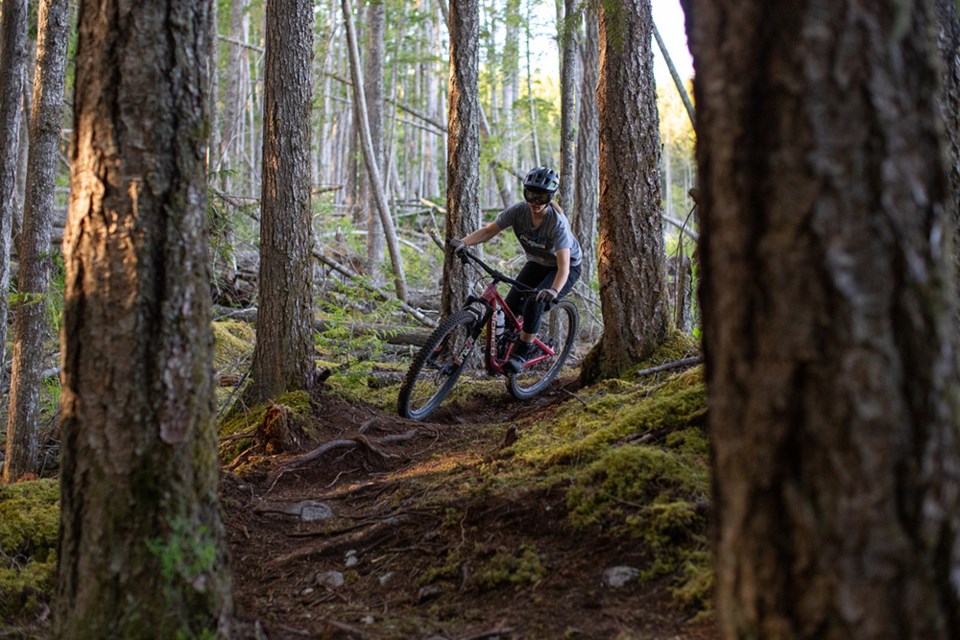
[523,166,560,194]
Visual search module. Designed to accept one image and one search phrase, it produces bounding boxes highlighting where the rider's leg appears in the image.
[504,261,553,329]
[505,263,581,373]
[517,262,582,343]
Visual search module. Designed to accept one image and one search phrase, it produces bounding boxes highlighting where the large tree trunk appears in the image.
[582,0,670,383]
[4,0,69,483]
[55,0,232,634]
[441,0,481,319]
[364,0,386,282]
[245,0,316,405]
[691,1,960,637]
[0,0,28,394]
[573,1,599,293]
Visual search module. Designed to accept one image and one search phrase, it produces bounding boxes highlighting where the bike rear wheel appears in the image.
[507,300,578,400]
[398,309,479,421]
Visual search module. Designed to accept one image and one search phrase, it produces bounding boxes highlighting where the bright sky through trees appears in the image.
[527,1,692,87]
[652,0,692,83]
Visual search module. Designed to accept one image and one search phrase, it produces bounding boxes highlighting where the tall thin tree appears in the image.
[0,0,28,396]
[343,0,408,300]
[581,0,670,382]
[364,0,386,282]
[4,0,69,483]
[245,0,316,405]
[558,0,578,208]
[55,0,232,634]
[573,0,599,291]
[441,0,481,318]
[691,0,960,636]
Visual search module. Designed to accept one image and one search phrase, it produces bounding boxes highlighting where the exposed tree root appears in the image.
[272,515,409,566]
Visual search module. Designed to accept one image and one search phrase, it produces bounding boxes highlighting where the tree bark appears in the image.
[558,0,577,209]
[441,0,481,319]
[934,0,960,304]
[364,0,386,282]
[4,0,69,483]
[245,0,316,405]
[0,0,28,395]
[583,0,670,382]
[573,0,599,292]
[691,0,960,637]
[55,0,232,634]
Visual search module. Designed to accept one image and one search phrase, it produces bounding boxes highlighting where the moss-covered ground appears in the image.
[0,479,59,636]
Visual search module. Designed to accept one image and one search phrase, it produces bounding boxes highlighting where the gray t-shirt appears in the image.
[495,202,583,267]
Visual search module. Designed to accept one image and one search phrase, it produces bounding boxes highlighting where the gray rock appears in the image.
[316,570,345,589]
[602,566,641,588]
[345,549,359,567]
[285,500,334,522]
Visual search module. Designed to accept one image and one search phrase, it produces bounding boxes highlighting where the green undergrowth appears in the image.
[212,320,255,371]
[480,365,712,611]
[0,479,59,632]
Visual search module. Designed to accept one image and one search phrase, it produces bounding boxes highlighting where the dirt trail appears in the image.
[223,379,715,640]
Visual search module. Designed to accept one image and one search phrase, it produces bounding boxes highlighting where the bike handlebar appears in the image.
[457,248,536,292]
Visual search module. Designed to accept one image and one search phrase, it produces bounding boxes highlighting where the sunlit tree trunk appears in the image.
[4,0,68,484]
[245,0,316,405]
[0,0,28,394]
[441,0,481,318]
[691,0,960,637]
[573,0,598,291]
[582,0,670,382]
[55,0,232,634]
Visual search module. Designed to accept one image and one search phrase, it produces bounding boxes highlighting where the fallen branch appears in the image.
[314,249,436,328]
[633,356,703,378]
[272,515,408,565]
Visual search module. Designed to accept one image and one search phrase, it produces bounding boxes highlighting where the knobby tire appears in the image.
[397,309,478,421]
[507,300,578,400]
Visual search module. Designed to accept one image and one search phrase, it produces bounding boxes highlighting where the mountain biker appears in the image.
[450,166,582,373]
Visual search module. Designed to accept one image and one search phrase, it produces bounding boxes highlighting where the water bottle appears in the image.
[494,308,505,339]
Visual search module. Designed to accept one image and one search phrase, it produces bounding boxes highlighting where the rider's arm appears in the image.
[549,248,571,293]
[460,221,502,246]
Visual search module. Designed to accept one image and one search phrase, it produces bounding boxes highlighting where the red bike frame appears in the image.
[474,279,556,376]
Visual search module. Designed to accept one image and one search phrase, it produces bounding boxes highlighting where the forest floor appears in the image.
[220,354,716,640]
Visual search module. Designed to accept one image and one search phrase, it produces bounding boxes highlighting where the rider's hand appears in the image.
[536,288,558,303]
[448,238,466,255]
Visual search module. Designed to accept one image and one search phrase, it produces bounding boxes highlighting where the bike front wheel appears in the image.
[398,309,479,421]
[507,300,579,400]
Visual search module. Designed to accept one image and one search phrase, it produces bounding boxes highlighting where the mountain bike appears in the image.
[397,248,579,421]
